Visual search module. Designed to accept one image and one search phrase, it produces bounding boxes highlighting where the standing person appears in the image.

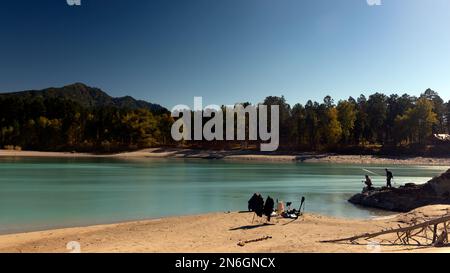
[385,169,394,188]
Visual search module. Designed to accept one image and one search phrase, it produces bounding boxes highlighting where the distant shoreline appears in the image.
[1,148,450,166]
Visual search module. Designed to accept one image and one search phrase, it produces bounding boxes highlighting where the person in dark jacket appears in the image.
[248,193,264,217]
[385,169,394,188]
[263,196,275,222]
[363,175,373,190]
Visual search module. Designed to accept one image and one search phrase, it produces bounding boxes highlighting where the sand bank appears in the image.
[1,148,450,165]
[0,205,449,253]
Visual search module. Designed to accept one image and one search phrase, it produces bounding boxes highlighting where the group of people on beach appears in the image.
[363,169,394,191]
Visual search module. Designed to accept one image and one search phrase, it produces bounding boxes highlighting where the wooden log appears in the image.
[444,222,448,244]
[432,224,438,244]
[321,214,450,244]
[237,236,272,247]
[411,227,425,237]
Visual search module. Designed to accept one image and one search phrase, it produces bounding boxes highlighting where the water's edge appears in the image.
[0,157,447,234]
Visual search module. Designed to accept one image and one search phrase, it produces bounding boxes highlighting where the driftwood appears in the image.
[237,236,272,247]
[321,214,450,247]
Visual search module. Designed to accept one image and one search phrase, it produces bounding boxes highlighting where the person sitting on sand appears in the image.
[363,175,373,191]
[385,169,394,188]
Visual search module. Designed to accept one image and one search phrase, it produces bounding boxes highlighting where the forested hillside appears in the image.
[1,84,449,154]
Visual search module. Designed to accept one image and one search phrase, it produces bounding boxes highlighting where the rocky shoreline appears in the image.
[349,169,450,212]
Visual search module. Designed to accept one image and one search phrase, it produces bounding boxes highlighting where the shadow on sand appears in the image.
[229,223,275,231]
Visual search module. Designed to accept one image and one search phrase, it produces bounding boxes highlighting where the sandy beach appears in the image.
[0,205,449,253]
[1,148,450,165]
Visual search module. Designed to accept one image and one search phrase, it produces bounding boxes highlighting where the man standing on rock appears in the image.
[385,169,394,188]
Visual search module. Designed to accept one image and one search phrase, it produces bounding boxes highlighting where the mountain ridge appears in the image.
[0,83,167,113]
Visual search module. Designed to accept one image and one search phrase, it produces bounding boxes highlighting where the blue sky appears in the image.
[0,0,449,108]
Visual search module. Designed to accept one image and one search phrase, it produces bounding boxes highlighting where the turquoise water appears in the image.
[0,157,448,234]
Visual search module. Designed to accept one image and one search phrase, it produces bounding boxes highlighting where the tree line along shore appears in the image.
[1,84,450,156]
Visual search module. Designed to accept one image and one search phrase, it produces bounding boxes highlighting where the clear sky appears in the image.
[1,0,449,108]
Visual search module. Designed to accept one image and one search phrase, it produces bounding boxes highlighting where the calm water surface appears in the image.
[0,157,447,234]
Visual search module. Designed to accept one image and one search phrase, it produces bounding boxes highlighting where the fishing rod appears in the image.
[362,168,396,186]
[362,168,380,176]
